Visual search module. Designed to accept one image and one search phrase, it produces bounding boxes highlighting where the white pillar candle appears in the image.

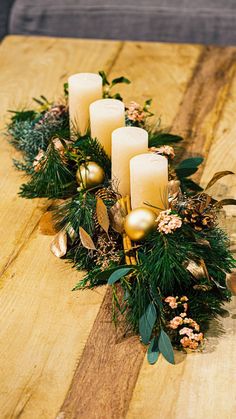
[90,99,125,156]
[68,73,102,136]
[112,127,148,197]
[130,153,168,214]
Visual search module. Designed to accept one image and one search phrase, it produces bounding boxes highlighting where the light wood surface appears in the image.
[0,36,235,419]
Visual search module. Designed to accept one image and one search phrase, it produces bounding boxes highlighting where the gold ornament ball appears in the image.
[76,161,105,189]
[124,207,157,241]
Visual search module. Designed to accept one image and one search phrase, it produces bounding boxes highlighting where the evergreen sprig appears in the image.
[20,142,76,199]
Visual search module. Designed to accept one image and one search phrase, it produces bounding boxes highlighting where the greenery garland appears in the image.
[6,72,235,365]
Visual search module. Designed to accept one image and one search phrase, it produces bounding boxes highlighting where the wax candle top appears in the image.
[68,73,102,90]
[112,126,148,145]
[131,153,168,171]
[90,98,125,116]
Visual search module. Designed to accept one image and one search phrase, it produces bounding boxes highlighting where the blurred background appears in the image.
[1,0,236,45]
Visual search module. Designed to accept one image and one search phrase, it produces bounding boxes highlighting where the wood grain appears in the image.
[0,35,121,276]
[127,48,236,419]
[0,36,235,419]
[172,46,236,171]
[59,43,217,419]
[0,35,121,419]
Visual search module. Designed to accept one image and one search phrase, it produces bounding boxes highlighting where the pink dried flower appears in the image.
[189,340,199,350]
[180,336,191,348]
[150,145,175,160]
[169,316,183,329]
[180,312,187,318]
[179,327,193,337]
[183,302,188,312]
[126,101,145,123]
[164,296,178,309]
[194,333,204,342]
[156,210,182,234]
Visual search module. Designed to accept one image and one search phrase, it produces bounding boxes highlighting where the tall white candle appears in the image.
[68,73,102,136]
[130,153,168,213]
[90,99,125,156]
[112,127,148,196]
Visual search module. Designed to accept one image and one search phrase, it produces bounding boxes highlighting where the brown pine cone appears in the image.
[181,193,217,231]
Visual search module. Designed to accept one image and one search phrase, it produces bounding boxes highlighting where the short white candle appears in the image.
[130,153,168,213]
[68,73,102,136]
[90,99,125,156]
[112,127,148,197]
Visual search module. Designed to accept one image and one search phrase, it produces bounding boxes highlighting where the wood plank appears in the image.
[127,50,236,419]
[171,46,236,171]
[0,35,122,275]
[109,41,203,128]
[0,36,121,418]
[59,42,204,419]
[0,233,105,419]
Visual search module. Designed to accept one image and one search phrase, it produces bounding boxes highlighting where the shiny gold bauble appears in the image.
[124,207,157,241]
[76,161,105,189]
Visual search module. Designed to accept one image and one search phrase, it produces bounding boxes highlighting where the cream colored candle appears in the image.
[68,73,102,136]
[130,153,168,213]
[112,127,148,196]
[90,99,125,156]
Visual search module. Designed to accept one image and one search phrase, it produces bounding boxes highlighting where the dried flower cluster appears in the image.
[156,209,182,234]
[36,104,67,128]
[150,145,175,160]
[165,296,204,350]
[126,101,146,123]
[95,234,121,270]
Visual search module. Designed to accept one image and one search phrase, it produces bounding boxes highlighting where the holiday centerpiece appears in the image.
[6,71,235,365]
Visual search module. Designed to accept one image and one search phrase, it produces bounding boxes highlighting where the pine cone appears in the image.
[181,193,217,231]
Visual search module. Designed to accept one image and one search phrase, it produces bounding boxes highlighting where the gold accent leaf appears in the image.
[110,201,126,234]
[215,198,236,207]
[50,230,67,258]
[185,259,209,280]
[196,238,211,247]
[79,226,96,250]
[205,171,234,190]
[96,197,110,235]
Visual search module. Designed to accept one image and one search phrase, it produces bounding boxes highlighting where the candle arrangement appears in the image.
[6,71,235,365]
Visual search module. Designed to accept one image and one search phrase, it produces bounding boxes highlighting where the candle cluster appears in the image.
[68,72,168,213]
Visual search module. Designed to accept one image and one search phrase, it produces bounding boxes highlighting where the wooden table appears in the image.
[0,36,236,419]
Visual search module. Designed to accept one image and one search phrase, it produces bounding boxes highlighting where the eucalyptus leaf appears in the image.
[149,133,183,147]
[95,264,133,281]
[158,329,175,364]
[108,267,134,285]
[139,302,157,345]
[147,336,160,365]
[98,70,110,86]
[176,157,203,177]
[111,76,131,87]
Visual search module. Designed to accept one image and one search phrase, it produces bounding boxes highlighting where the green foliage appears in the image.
[108,267,134,285]
[74,135,111,177]
[54,192,96,236]
[148,132,183,147]
[99,70,131,101]
[20,142,76,199]
[139,302,157,344]
[158,329,175,364]
[8,108,70,174]
[147,336,160,364]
